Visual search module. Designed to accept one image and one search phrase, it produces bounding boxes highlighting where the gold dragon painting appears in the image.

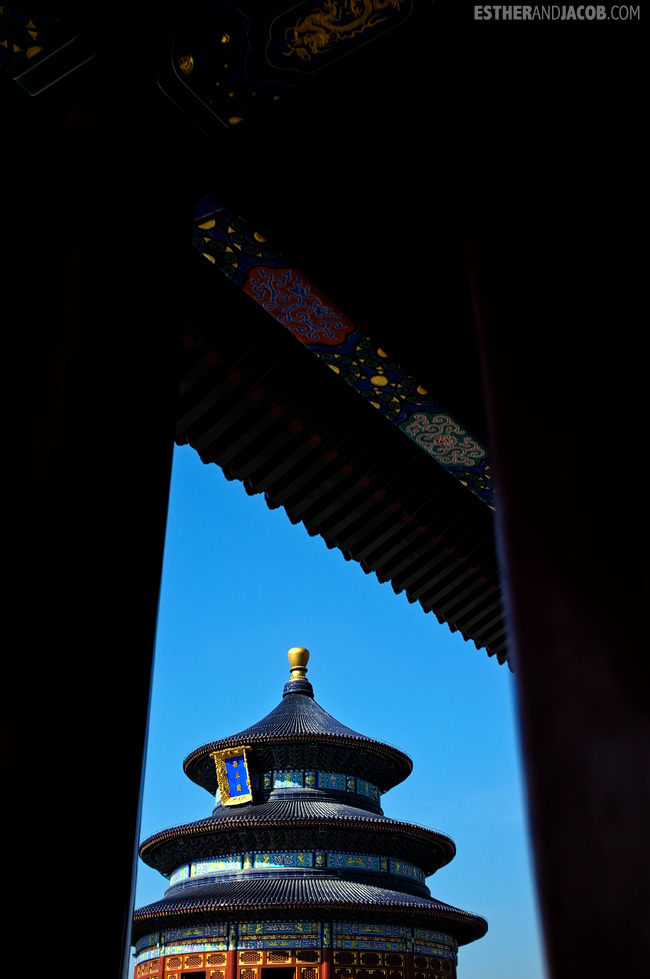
[283,0,405,62]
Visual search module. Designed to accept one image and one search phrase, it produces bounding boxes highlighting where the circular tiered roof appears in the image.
[139,801,456,877]
[133,878,487,945]
[134,647,488,947]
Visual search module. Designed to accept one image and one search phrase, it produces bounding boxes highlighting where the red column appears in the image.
[321,947,332,979]
[404,949,414,979]
[322,921,332,979]
[227,923,238,979]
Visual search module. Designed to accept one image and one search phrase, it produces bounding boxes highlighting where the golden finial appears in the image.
[287,646,310,682]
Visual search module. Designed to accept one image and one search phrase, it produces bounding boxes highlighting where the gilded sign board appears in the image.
[210,746,253,806]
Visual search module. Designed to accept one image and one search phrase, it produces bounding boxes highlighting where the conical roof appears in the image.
[184,647,412,794]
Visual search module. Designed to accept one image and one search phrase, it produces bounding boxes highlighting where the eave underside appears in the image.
[132,876,487,946]
[177,257,507,663]
[184,731,412,796]
[140,806,455,878]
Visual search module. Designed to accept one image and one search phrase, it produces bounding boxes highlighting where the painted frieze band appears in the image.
[192,199,494,509]
[135,922,455,964]
[412,927,458,960]
[136,924,228,953]
[169,849,425,886]
[239,920,321,949]
[251,769,379,802]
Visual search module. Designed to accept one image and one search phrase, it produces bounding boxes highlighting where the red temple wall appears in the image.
[134,950,455,979]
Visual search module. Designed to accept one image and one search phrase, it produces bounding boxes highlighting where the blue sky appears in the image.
[135,443,546,979]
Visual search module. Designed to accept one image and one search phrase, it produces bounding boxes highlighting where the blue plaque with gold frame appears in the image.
[210,746,253,806]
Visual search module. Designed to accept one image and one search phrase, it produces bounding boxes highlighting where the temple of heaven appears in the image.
[132,648,487,979]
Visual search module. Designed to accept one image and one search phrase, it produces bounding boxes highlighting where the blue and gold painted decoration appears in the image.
[334,922,407,937]
[162,0,415,131]
[194,198,287,287]
[0,5,75,84]
[167,0,297,130]
[240,937,321,949]
[135,925,229,963]
[192,197,495,509]
[334,938,406,951]
[316,335,492,504]
[135,947,161,964]
[273,770,304,789]
[165,940,228,955]
[136,923,456,961]
[328,851,424,882]
[164,925,228,941]
[258,768,380,802]
[255,851,313,869]
[136,932,160,952]
[412,928,457,959]
[169,849,424,885]
[133,925,456,964]
[267,0,414,74]
[413,942,455,959]
[135,922,456,960]
[389,858,424,881]
[210,745,253,806]
[317,771,347,792]
[328,852,381,872]
[169,863,190,885]
[333,921,408,951]
[240,922,320,935]
[355,778,376,800]
[239,921,321,949]
[224,754,250,799]
[193,855,243,876]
